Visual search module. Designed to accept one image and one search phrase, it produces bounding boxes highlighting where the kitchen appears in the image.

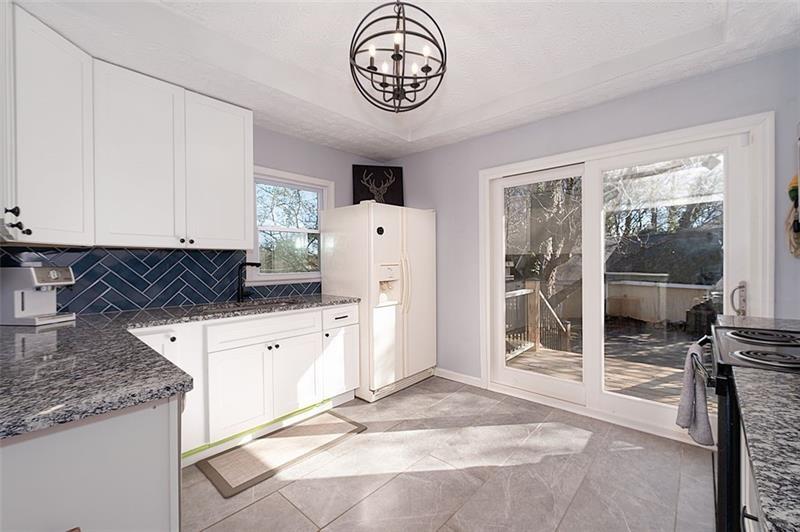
[1,1,799,531]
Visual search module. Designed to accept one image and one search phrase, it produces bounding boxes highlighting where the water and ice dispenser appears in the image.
[377,263,402,305]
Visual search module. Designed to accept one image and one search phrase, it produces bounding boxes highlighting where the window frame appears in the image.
[247,166,335,285]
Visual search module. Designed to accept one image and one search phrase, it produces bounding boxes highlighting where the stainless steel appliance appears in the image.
[0,265,76,326]
[703,320,800,532]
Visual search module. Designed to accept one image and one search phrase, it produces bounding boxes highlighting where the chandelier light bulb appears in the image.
[381,61,389,74]
[393,33,403,46]
[368,44,376,57]
[422,45,431,58]
[411,62,419,75]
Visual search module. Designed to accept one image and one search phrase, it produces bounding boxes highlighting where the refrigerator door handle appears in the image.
[401,257,411,313]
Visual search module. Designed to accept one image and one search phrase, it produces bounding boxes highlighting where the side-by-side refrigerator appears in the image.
[321,200,436,402]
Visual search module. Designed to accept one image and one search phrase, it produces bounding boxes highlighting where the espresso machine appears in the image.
[0,265,76,326]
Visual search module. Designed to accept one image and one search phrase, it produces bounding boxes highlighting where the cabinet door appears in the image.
[403,208,437,375]
[208,343,273,441]
[11,6,93,245]
[184,91,253,250]
[273,332,322,418]
[94,61,186,247]
[322,324,359,399]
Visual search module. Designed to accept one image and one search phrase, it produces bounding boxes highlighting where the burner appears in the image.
[726,328,800,347]
[730,350,800,368]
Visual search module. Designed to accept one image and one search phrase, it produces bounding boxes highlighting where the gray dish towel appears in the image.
[676,342,715,446]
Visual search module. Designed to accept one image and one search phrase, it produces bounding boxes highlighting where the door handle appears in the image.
[730,281,747,317]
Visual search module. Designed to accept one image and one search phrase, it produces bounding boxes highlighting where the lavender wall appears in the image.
[253,125,379,207]
[392,47,800,378]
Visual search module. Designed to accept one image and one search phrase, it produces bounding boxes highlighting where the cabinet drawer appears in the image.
[206,310,322,353]
[322,305,359,329]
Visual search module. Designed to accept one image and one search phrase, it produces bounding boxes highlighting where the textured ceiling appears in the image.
[17,1,800,160]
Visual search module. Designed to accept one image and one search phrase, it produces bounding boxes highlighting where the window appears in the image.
[247,167,334,284]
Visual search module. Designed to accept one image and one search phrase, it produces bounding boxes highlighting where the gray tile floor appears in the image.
[181,377,715,531]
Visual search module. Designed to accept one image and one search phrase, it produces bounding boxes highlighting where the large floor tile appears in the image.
[676,446,715,528]
[181,473,255,532]
[205,492,317,532]
[430,412,543,480]
[583,425,682,508]
[445,456,585,532]
[279,469,395,528]
[324,456,483,532]
[422,387,504,418]
[557,478,676,532]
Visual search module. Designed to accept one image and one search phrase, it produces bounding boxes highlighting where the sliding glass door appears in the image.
[490,131,763,431]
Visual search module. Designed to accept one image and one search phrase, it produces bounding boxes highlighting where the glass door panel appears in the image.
[602,153,724,410]
[491,164,586,405]
[504,176,583,380]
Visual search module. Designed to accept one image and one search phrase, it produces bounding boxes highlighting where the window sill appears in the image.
[246,274,321,287]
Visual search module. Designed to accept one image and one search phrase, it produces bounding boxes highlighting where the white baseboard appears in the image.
[434,367,484,388]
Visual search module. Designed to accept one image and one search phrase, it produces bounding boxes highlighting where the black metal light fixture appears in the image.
[349,0,447,113]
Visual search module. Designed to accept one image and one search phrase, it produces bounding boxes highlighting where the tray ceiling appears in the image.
[17,1,800,160]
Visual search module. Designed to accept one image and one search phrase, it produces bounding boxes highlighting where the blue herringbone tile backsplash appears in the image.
[0,246,321,314]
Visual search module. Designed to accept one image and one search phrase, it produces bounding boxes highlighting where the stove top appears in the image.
[725,328,800,347]
[713,325,800,373]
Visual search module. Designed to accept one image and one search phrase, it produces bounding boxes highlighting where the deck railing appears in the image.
[505,281,571,359]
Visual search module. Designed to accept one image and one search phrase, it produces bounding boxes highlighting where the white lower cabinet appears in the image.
[130,305,359,457]
[273,332,323,418]
[322,324,360,399]
[208,343,274,442]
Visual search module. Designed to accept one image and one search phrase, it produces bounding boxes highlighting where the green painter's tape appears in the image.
[181,399,333,459]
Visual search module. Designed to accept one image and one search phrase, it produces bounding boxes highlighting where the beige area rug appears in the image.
[196,411,366,498]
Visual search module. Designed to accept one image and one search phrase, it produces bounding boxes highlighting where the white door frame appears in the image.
[478,112,775,441]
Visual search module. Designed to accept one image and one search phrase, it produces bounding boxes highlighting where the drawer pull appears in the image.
[170,336,176,342]
[334,315,348,320]
[267,345,273,350]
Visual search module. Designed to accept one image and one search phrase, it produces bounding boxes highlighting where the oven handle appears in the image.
[742,505,759,531]
[691,335,715,387]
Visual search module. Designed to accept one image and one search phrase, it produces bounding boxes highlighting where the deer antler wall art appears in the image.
[353,165,404,206]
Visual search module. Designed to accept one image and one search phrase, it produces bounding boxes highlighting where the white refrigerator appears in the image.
[321,201,436,402]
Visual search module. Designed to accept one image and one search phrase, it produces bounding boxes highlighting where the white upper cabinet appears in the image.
[185,92,253,250]
[94,61,186,248]
[5,6,93,245]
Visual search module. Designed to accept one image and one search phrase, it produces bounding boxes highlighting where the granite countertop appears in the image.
[0,294,360,440]
[734,367,800,532]
[717,315,800,532]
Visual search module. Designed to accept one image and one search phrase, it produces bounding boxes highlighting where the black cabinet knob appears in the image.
[275,344,280,349]
[179,238,186,243]
[267,345,273,350]
[189,239,195,244]
[324,333,330,338]
[170,336,176,342]
[21,229,32,235]
[4,206,20,217]
[6,221,24,230]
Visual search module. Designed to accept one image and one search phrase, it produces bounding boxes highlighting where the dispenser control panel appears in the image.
[377,264,400,282]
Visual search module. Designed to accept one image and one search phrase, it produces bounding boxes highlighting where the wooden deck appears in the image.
[506,329,717,413]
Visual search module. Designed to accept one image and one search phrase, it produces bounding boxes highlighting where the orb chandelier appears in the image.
[349,0,447,113]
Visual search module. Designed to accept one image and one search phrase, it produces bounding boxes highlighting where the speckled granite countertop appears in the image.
[717,315,800,532]
[0,294,359,440]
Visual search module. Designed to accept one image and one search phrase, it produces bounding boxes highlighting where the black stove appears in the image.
[709,320,800,532]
